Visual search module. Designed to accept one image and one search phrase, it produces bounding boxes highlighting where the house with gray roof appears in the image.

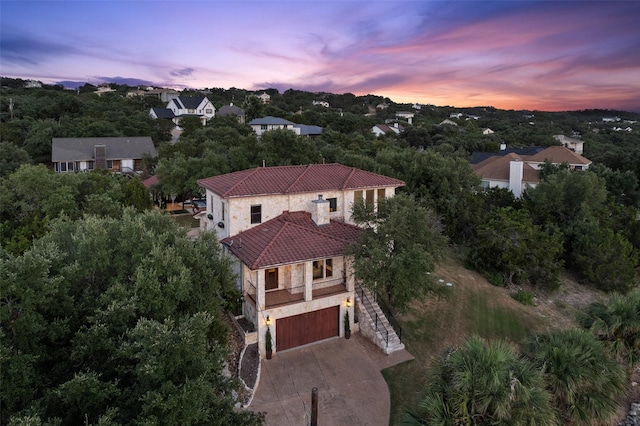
[217,104,246,123]
[51,136,156,174]
[249,116,323,137]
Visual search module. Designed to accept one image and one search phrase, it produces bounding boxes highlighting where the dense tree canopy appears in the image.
[349,194,448,312]
[1,210,261,425]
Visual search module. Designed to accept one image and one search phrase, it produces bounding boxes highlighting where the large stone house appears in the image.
[197,163,405,357]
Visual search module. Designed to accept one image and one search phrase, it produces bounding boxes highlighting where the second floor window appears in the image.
[312,259,333,280]
[327,197,337,212]
[251,205,262,224]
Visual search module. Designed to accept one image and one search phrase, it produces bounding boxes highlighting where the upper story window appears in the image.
[327,197,337,212]
[365,189,374,207]
[106,160,114,169]
[251,205,262,224]
[261,124,268,130]
[205,109,212,114]
[188,109,196,113]
[313,259,333,280]
[87,161,94,170]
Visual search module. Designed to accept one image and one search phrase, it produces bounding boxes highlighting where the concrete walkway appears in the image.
[248,333,414,426]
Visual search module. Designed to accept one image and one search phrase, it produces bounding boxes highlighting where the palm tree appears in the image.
[522,328,626,425]
[403,335,557,425]
[580,290,640,368]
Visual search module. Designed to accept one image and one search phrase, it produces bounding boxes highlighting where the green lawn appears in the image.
[382,257,549,425]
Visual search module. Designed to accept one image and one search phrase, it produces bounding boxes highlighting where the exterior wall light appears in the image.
[346,298,352,307]
[265,315,271,326]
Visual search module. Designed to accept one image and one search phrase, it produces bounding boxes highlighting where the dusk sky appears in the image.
[2,1,640,112]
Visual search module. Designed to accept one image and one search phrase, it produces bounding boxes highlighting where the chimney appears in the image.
[94,145,107,169]
[509,160,523,198]
[311,194,330,226]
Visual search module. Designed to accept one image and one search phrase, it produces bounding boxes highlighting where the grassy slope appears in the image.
[382,254,604,425]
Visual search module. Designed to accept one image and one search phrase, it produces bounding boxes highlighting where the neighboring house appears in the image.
[439,119,458,126]
[395,111,414,124]
[471,146,592,197]
[151,96,215,125]
[553,134,584,155]
[249,116,323,137]
[248,116,295,136]
[127,88,179,103]
[258,92,271,104]
[472,154,540,198]
[603,116,621,122]
[450,112,463,119]
[372,123,402,137]
[293,124,323,137]
[312,100,330,108]
[466,114,481,120]
[217,104,246,124]
[51,136,156,174]
[149,107,176,120]
[197,163,405,357]
[95,84,116,96]
[482,128,495,135]
[24,80,42,88]
[613,126,633,132]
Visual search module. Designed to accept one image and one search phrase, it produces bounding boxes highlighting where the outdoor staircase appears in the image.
[355,284,405,355]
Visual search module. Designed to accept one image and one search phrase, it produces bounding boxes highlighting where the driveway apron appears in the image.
[248,333,413,426]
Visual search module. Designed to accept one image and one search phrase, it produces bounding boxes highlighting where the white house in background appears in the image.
[439,119,458,126]
[248,116,322,137]
[372,123,402,137]
[24,80,42,88]
[313,100,330,108]
[603,116,621,122]
[51,137,156,174]
[482,128,495,135]
[613,126,633,132]
[197,163,405,357]
[553,134,584,155]
[258,92,271,104]
[450,112,463,119]
[150,96,215,125]
[248,116,295,136]
[395,111,415,124]
[471,146,592,197]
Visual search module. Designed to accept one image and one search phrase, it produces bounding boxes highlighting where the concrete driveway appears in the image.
[248,333,413,426]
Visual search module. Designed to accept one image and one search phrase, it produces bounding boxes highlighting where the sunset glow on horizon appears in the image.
[2,1,639,112]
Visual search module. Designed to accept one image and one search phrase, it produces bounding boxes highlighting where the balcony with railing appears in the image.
[244,279,348,309]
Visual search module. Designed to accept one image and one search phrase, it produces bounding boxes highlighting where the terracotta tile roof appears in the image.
[221,211,362,269]
[472,153,540,183]
[197,163,405,198]
[526,146,591,166]
[143,175,159,188]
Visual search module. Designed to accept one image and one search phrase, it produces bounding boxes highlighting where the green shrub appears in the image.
[511,290,534,305]
[486,272,505,287]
